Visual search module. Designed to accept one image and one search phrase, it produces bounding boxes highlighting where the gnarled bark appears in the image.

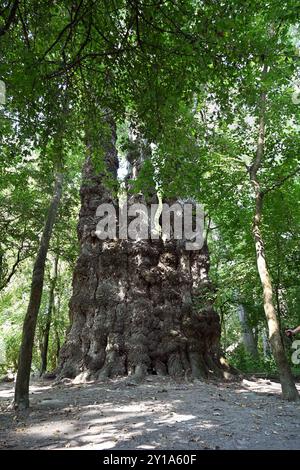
[58,128,228,383]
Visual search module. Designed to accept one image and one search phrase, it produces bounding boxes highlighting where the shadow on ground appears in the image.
[0,376,299,450]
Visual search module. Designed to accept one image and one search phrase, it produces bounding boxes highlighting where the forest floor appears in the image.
[0,376,299,450]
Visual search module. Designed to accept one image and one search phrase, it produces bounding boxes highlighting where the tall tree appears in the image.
[248,62,298,400]
[14,166,63,408]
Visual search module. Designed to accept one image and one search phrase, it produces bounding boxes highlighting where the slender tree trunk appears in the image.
[262,327,271,359]
[40,253,59,376]
[249,64,298,401]
[219,305,226,350]
[55,325,61,366]
[54,289,61,367]
[274,281,288,349]
[14,171,64,409]
[275,284,282,327]
[238,304,259,359]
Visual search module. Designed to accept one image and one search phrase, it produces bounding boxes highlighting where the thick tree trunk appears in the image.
[58,128,230,383]
[237,304,259,359]
[14,171,64,409]
[40,254,59,376]
[249,64,298,401]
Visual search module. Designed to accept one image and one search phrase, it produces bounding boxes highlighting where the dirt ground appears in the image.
[0,376,299,450]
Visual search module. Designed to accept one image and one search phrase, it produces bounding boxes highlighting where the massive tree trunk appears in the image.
[40,253,59,376]
[14,170,64,409]
[249,63,298,401]
[58,126,229,383]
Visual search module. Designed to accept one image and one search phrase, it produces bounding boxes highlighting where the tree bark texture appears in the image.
[58,127,229,383]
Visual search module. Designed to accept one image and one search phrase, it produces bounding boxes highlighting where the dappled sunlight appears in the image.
[0,382,52,400]
[156,413,196,424]
[237,379,300,397]
[136,444,157,450]
[0,377,299,449]
[1,0,300,454]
